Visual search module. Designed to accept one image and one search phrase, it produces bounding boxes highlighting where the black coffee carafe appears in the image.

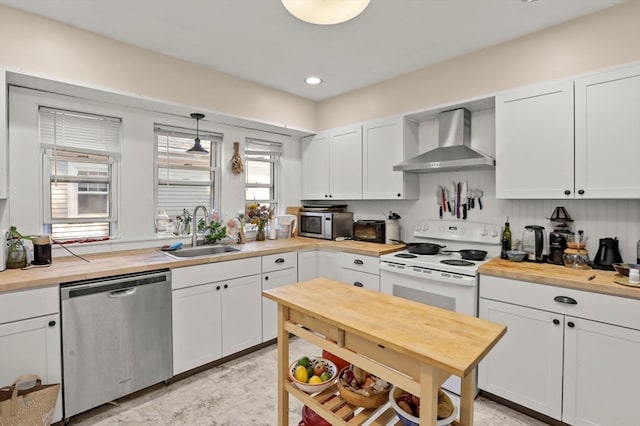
[592,237,622,270]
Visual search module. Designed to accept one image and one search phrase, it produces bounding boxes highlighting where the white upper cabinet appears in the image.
[0,68,7,199]
[301,124,362,200]
[362,117,419,200]
[495,80,574,199]
[574,64,640,198]
[496,63,640,199]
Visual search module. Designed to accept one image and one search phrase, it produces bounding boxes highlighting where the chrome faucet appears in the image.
[192,205,209,247]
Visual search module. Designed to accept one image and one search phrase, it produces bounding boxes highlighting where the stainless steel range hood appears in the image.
[393,108,495,173]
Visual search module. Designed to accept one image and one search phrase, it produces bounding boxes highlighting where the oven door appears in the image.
[379,262,477,317]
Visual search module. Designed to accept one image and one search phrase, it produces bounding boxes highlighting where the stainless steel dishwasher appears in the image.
[60,269,172,418]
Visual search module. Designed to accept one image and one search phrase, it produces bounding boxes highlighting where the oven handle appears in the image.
[379,262,476,287]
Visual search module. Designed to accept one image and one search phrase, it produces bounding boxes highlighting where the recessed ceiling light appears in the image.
[282,0,370,25]
[305,76,323,85]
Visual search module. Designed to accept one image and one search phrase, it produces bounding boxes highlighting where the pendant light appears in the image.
[187,113,208,154]
[281,0,370,25]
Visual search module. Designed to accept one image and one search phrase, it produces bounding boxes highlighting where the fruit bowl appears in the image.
[288,357,337,394]
[337,365,391,409]
[389,386,458,426]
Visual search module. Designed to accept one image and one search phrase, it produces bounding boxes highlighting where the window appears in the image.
[245,138,282,210]
[40,107,121,241]
[155,125,221,222]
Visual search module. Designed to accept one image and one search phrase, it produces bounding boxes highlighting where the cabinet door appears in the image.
[262,268,298,342]
[329,125,362,200]
[495,81,574,199]
[363,118,418,200]
[478,299,563,420]
[563,317,640,426]
[0,314,62,422]
[301,133,330,199]
[221,274,262,357]
[337,268,379,292]
[575,64,640,198]
[316,250,338,281]
[172,283,222,374]
[297,251,317,282]
[0,69,6,199]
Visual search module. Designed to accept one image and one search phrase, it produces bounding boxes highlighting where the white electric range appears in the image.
[379,220,502,395]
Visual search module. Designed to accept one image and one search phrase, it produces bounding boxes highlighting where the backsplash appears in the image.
[349,169,640,264]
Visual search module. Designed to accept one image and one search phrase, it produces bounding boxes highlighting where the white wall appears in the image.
[6,85,301,255]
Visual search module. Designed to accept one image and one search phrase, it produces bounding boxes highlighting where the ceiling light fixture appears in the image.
[305,76,323,85]
[187,113,208,154]
[281,0,370,25]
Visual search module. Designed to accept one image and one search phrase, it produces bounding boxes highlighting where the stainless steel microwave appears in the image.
[298,211,353,240]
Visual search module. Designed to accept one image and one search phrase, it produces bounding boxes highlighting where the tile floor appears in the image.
[68,338,548,426]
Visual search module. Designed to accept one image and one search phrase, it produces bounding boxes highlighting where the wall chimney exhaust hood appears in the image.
[393,108,495,173]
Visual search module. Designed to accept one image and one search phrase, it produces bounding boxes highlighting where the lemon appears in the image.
[295,365,309,383]
[298,356,311,368]
[308,375,323,384]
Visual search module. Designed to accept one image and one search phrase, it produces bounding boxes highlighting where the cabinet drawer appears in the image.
[338,268,380,292]
[338,252,379,275]
[0,286,59,324]
[480,275,640,330]
[262,252,297,273]
[172,258,261,290]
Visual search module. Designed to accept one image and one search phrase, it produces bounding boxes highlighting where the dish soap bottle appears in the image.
[501,217,512,259]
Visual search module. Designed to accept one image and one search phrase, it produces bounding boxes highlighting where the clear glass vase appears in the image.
[7,239,27,269]
[256,224,266,241]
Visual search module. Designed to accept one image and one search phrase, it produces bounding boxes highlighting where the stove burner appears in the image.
[440,259,475,267]
[395,253,418,259]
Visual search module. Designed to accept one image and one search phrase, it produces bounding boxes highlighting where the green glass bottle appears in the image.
[501,218,512,259]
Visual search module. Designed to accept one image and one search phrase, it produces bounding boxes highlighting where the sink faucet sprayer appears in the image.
[192,205,209,247]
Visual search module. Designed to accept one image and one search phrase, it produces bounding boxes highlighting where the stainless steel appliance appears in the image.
[61,269,173,418]
[522,225,547,262]
[299,210,353,240]
[592,237,623,270]
[380,220,502,395]
[353,219,385,243]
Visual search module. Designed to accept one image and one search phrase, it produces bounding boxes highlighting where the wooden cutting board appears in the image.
[285,206,302,237]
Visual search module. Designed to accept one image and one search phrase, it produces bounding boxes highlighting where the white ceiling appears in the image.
[0,0,625,101]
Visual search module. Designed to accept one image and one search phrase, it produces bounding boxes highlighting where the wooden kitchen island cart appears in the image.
[263,278,506,426]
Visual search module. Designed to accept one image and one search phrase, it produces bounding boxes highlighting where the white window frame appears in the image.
[40,107,121,240]
[245,138,282,211]
[154,124,222,223]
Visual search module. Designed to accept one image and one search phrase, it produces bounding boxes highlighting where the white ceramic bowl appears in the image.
[288,357,337,394]
[389,386,458,426]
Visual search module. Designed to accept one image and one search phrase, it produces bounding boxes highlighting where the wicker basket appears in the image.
[337,380,390,409]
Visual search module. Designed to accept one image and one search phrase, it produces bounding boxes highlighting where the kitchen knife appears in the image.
[456,182,461,219]
[437,185,443,218]
[450,182,456,216]
[441,186,447,213]
[462,181,468,220]
[445,187,452,212]
[478,189,484,209]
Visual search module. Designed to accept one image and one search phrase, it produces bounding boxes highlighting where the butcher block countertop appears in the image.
[264,278,507,380]
[0,237,404,294]
[479,258,640,300]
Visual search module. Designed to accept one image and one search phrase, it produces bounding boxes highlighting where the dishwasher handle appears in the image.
[108,287,137,298]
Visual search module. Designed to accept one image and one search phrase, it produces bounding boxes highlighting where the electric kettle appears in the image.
[592,237,623,270]
[522,225,547,262]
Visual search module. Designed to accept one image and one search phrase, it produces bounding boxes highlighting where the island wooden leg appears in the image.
[458,369,476,426]
[419,363,438,426]
[277,304,290,426]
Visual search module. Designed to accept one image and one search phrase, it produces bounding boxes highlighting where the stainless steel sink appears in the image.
[163,245,242,258]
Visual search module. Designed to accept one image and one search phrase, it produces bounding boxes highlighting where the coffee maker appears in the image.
[547,207,573,265]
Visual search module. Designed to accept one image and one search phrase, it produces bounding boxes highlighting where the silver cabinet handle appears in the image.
[554,296,577,305]
[108,288,136,298]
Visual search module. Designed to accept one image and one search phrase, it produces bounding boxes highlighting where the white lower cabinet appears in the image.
[262,252,298,342]
[337,252,380,291]
[0,286,62,423]
[298,249,339,281]
[171,258,262,375]
[317,250,338,281]
[479,275,640,425]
